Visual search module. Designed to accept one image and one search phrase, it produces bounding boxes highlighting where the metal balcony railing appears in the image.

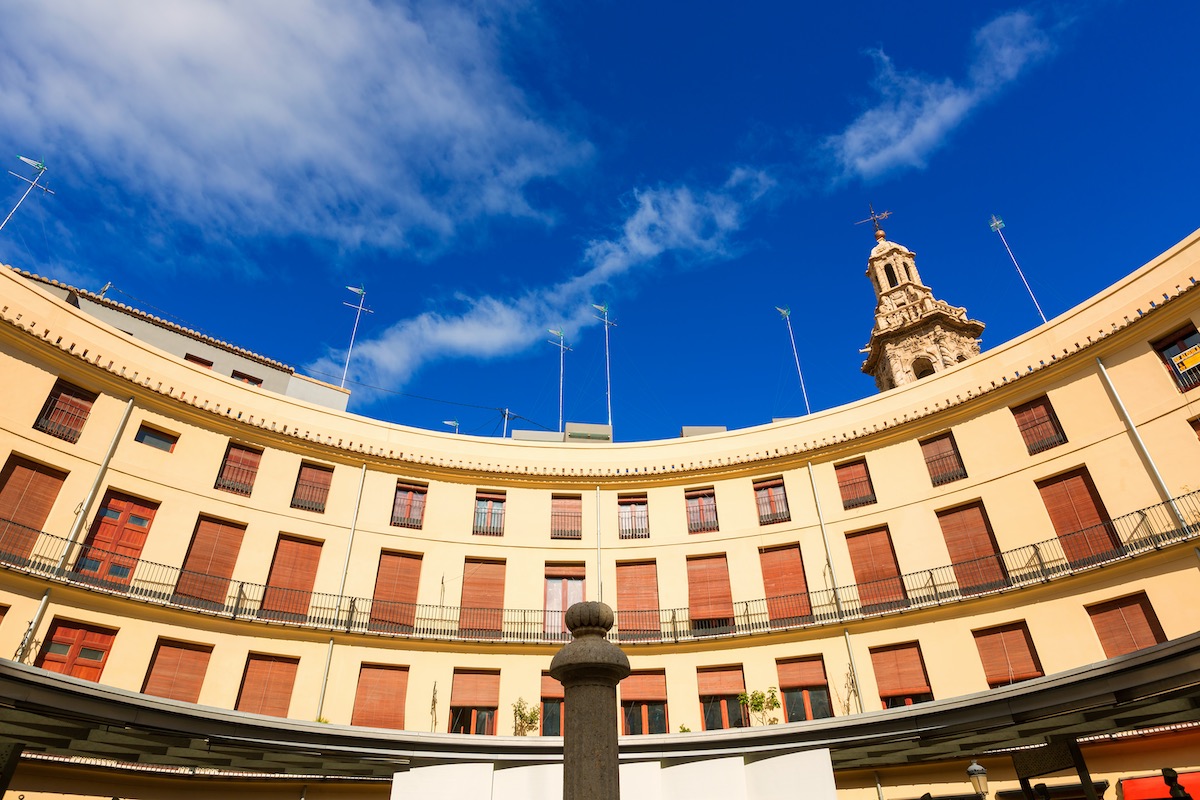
[550,511,582,540]
[924,452,967,486]
[618,506,650,539]
[0,490,1196,646]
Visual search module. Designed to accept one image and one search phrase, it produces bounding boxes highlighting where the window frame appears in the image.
[1152,323,1200,392]
[134,424,178,453]
[684,487,719,533]
[33,380,97,444]
[290,462,333,513]
[617,494,650,539]
[1011,395,1068,455]
[550,494,583,540]
[835,459,876,509]
[214,443,262,496]
[753,477,791,525]
[472,491,506,536]
[391,482,427,529]
[919,432,967,486]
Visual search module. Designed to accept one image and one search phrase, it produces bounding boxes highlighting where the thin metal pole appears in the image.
[315,637,335,722]
[990,215,1047,324]
[340,286,372,388]
[595,485,603,603]
[593,304,615,431]
[1,159,53,232]
[777,306,811,415]
[548,329,570,433]
[14,589,51,662]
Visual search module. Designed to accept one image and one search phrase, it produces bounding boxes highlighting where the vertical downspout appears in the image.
[14,589,51,662]
[595,486,603,603]
[315,638,335,722]
[320,463,367,721]
[56,397,135,571]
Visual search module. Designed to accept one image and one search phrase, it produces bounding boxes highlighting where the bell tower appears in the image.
[860,219,984,391]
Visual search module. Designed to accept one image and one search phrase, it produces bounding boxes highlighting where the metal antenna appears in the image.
[442,419,460,435]
[1,156,55,232]
[548,328,572,433]
[592,303,616,433]
[340,285,373,388]
[776,306,811,415]
[855,203,892,232]
[989,215,1047,324]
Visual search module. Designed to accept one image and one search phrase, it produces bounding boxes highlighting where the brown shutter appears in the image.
[686,555,734,620]
[1037,468,1119,565]
[620,670,667,701]
[972,622,1042,686]
[616,561,660,635]
[216,444,261,494]
[776,657,827,688]
[1087,593,1167,658]
[835,460,875,507]
[846,527,906,608]
[236,654,298,717]
[141,639,212,702]
[370,551,422,630]
[35,381,96,442]
[460,559,505,632]
[261,535,322,618]
[0,455,67,559]
[697,666,744,696]
[1012,396,1066,452]
[870,642,931,697]
[351,664,409,729]
[545,562,586,579]
[541,671,565,700]
[759,544,811,621]
[450,669,500,707]
[921,433,966,484]
[291,463,333,512]
[175,516,245,604]
[936,502,1006,593]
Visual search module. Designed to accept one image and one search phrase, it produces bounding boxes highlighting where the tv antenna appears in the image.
[340,285,373,388]
[547,328,572,433]
[989,215,1047,324]
[1,156,55,232]
[855,204,892,233]
[776,306,811,415]
[592,303,617,433]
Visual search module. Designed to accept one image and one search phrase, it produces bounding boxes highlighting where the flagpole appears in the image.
[341,285,372,388]
[592,303,616,433]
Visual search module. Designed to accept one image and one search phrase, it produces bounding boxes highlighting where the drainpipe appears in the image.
[314,638,334,722]
[335,464,368,599]
[14,589,51,662]
[595,486,603,603]
[56,397,135,571]
[844,629,865,714]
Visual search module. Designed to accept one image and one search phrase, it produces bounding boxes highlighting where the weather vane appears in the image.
[855,204,892,233]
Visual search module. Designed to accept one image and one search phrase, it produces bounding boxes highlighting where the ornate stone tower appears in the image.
[860,224,984,391]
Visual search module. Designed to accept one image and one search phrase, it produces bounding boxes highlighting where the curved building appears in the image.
[1,228,1199,799]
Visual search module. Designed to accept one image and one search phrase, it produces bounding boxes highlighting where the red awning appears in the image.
[1121,772,1200,800]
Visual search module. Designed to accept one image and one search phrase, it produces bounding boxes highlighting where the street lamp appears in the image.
[967,760,988,797]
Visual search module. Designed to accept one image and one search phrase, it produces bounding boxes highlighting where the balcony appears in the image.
[550,510,582,540]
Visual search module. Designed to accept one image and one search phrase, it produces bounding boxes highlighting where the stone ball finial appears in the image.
[565,601,614,637]
[875,228,886,241]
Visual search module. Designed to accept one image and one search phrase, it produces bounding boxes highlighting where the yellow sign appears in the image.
[1172,344,1200,372]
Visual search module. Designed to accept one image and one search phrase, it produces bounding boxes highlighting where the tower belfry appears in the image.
[859,219,984,391]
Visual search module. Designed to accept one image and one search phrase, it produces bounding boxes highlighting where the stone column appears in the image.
[549,601,630,800]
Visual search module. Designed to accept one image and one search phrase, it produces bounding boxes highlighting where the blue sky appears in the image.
[1,2,1196,442]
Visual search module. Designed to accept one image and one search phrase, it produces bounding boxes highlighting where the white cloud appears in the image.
[0,1,587,252]
[825,10,1052,180]
[311,170,770,391]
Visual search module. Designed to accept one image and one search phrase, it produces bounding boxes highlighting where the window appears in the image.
[686,554,734,636]
[290,462,333,513]
[544,564,585,638]
[870,642,933,709]
[1153,324,1200,391]
[0,454,67,562]
[33,380,96,443]
[685,487,718,533]
[175,516,245,608]
[370,551,422,633]
[754,477,791,524]
[391,482,427,529]
[449,669,499,735]
[551,495,582,539]
[230,370,263,387]
[777,657,833,721]
[214,443,261,496]
[759,544,811,626]
[259,535,322,622]
[473,491,505,536]
[1012,395,1067,454]
[618,494,649,539]
[75,490,158,587]
[541,672,564,736]
[134,424,177,452]
[697,667,747,730]
[835,460,876,509]
[620,670,668,734]
[35,619,117,682]
[460,558,505,636]
[846,526,907,612]
[920,433,966,485]
[141,639,213,702]
[1036,467,1120,568]
[972,622,1043,688]
[184,353,213,369]
[615,561,660,641]
[352,664,409,729]
[236,654,298,717]
[937,502,1007,594]
[1087,592,1167,658]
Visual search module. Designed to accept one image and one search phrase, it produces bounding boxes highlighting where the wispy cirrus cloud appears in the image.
[826,10,1053,181]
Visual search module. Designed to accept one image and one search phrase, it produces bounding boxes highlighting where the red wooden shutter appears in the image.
[291,463,333,512]
[176,516,245,604]
[870,642,931,698]
[686,555,734,621]
[260,535,322,619]
[0,454,67,560]
[1087,593,1167,658]
[77,490,158,586]
[35,381,96,442]
[141,639,212,702]
[777,657,827,688]
[36,619,117,682]
[1012,396,1066,453]
[616,561,660,636]
[352,664,409,729]
[215,444,261,495]
[697,666,744,695]
[836,460,875,507]
[921,433,966,484]
[541,671,565,700]
[450,669,500,707]
[846,527,906,608]
[370,551,422,630]
[551,495,583,538]
[1037,468,1119,565]
[936,502,1006,593]
[236,654,298,717]
[620,670,666,701]
[460,559,505,632]
[972,622,1042,686]
[759,544,811,622]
